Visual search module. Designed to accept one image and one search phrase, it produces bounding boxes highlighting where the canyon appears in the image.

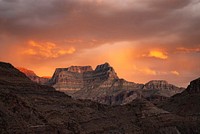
[0,61,200,133]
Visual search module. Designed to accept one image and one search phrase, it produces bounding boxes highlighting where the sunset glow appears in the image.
[0,0,199,87]
[23,40,76,58]
[148,50,168,60]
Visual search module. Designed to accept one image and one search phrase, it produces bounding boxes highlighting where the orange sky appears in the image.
[0,0,200,87]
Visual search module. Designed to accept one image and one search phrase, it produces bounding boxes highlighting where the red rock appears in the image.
[17,67,50,85]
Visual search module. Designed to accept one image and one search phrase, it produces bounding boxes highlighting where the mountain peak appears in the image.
[186,77,200,93]
[95,62,111,71]
[95,62,118,79]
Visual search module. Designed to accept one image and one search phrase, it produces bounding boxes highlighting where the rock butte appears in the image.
[47,62,184,105]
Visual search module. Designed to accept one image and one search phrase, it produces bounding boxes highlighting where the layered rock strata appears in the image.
[49,63,184,105]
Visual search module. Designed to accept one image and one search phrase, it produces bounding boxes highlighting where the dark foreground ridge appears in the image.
[159,77,200,116]
[0,61,200,133]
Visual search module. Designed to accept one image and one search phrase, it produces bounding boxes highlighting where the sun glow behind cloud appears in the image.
[146,50,168,60]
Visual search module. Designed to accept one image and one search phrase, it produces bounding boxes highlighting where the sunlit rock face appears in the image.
[49,62,184,105]
[17,67,50,85]
[48,66,93,92]
[48,62,120,92]
[67,66,93,73]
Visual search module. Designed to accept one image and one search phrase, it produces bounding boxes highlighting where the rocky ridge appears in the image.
[49,63,184,105]
[158,77,200,117]
[17,67,50,85]
[186,78,200,93]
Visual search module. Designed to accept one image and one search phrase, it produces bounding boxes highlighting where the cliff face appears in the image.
[49,63,184,105]
[17,67,50,85]
[67,66,93,73]
[48,67,93,92]
[48,63,119,92]
[0,61,199,133]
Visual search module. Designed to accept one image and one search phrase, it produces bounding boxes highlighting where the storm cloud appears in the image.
[0,0,199,86]
[0,0,199,43]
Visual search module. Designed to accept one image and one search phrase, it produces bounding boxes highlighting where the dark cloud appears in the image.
[0,0,199,44]
[147,0,192,10]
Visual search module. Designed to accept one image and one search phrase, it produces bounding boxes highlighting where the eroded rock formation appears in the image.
[49,63,184,105]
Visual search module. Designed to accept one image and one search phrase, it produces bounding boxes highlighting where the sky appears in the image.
[0,0,200,87]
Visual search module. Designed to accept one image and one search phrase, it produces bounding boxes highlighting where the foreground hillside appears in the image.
[159,77,200,117]
[0,62,199,133]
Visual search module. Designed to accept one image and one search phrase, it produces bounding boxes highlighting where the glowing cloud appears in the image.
[142,68,157,75]
[133,66,157,75]
[176,47,200,53]
[23,40,76,58]
[58,47,76,55]
[171,70,180,76]
[147,50,168,60]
